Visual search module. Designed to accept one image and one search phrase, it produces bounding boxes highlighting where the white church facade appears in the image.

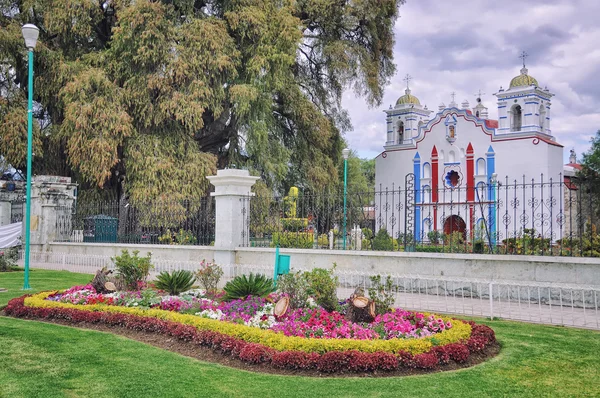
[374,65,564,245]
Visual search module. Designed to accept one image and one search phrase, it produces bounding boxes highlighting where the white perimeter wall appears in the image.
[40,243,600,286]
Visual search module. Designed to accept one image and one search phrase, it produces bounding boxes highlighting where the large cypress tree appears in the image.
[0,0,403,202]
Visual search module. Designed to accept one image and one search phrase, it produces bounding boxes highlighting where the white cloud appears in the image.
[342,0,600,162]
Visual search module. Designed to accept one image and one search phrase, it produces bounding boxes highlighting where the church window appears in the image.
[448,150,456,163]
[476,158,486,175]
[397,121,404,143]
[445,170,460,188]
[449,125,455,138]
[476,110,480,118]
[423,163,431,179]
[539,104,546,131]
[510,104,522,131]
[422,185,431,203]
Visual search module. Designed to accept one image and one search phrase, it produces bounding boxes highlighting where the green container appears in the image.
[83,215,118,243]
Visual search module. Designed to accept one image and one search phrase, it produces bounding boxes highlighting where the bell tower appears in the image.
[384,74,432,148]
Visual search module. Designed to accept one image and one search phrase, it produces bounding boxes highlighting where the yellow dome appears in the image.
[509,67,539,88]
[396,88,421,105]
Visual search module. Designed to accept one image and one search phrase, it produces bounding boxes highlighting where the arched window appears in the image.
[448,150,456,163]
[423,163,431,179]
[511,104,522,132]
[476,110,480,118]
[422,185,431,203]
[476,181,486,201]
[476,158,486,175]
[539,104,546,132]
[397,121,404,143]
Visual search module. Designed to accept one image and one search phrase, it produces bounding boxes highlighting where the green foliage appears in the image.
[373,228,395,251]
[0,247,19,272]
[303,265,339,312]
[1,0,404,196]
[281,218,308,231]
[271,232,314,248]
[368,275,395,315]
[502,229,550,255]
[154,270,196,296]
[195,260,224,297]
[284,187,299,218]
[158,229,198,245]
[443,231,466,253]
[111,250,153,290]
[223,273,275,301]
[473,240,485,254]
[276,271,310,309]
[317,234,330,249]
[427,230,442,244]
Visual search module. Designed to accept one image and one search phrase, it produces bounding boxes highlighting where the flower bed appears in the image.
[5,294,496,374]
[28,289,472,354]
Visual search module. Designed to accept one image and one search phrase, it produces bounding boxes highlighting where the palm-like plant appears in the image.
[223,273,275,301]
[154,270,196,296]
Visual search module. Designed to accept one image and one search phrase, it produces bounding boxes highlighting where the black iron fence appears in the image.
[56,198,215,245]
[241,174,600,257]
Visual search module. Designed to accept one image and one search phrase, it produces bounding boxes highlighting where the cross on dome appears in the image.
[403,74,413,90]
[519,51,529,68]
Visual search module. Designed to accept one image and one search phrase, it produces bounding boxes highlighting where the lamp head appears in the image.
[342,148,350,160]
[21,24,39,50]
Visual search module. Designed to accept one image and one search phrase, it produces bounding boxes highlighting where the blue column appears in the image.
[486,146,496,246]
[413,152,421,243]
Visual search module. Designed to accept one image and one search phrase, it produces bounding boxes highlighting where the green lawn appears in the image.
[0,269,92,307]
[1,269,599,398]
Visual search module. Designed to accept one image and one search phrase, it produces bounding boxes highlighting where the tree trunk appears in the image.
[346,294,375,323]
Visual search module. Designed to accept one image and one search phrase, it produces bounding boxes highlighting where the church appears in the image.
[374,61,565,244]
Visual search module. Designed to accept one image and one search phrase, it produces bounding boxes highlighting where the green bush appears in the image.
[271,231,313,248]
[304,265,338,312]
[373,228,394,251]
[276,271,310,309]
[154,270,196,296]
[427,230,442,244]
[368,275,395,315]
[0,247,19,272]
[281,218,308,231]
[158,229,197,245]
[112,250,153,290]
[223,273,275,301]
[317,234,329,248]
[195,260,223,297]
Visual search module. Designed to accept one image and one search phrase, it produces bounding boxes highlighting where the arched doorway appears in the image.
[443,215,466,239]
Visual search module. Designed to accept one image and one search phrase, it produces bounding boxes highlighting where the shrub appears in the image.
[195,260,223,297]
[427,230,442,244]
[223,273,275,301]
[281,218,308,231]
[154,270,196,296]
[276,271,310,309]
[112,250,153,290]
[239,343,275,364]
[368,275,395,315]
[303,265,338,312]
[373,228,394,251]
[0,247,19,272]
[271,231,313,248]
[444,343,470,363]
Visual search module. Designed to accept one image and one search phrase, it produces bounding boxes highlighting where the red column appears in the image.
[466,143,475,239]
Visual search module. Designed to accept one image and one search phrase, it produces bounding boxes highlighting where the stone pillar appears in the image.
[207,169,260,266]
[0,201,11,226]
[26,176,77,250]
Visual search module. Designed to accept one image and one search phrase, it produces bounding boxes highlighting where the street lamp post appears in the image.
[21,23,39,290]
[342,148,350,250]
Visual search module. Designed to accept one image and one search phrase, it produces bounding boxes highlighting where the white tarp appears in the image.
[0,222,21,248]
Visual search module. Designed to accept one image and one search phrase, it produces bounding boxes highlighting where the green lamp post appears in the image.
[342,148,350,250]
[21,23,39,290]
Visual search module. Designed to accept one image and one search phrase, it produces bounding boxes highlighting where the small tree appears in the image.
[112,250,153,290]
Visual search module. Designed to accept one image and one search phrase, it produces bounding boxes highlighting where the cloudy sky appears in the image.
[342,0,600,163]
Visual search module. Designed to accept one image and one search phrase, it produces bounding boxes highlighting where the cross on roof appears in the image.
[475,89,485,99]
[519,51,529,67]
[403,74,413,89]
[450,91,456,103]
